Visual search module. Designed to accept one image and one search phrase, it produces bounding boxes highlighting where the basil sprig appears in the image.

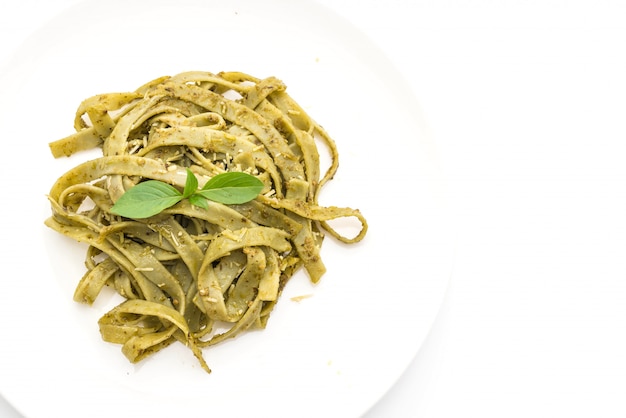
[110,169,264,218]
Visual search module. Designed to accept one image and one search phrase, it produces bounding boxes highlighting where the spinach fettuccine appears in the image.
[45,71,367,373]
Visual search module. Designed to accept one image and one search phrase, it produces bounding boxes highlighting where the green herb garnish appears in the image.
[110,169,264,218]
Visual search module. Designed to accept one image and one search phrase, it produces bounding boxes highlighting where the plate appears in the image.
[0,0,453,417]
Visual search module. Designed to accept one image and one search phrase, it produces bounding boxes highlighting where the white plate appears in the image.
[0,1,452,417]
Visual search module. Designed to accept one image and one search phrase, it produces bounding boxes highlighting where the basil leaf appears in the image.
[198,172,264,204]
[109,171,263,218]
[182,168,198,198]
[110,180,183,218]
[188,193,209,209]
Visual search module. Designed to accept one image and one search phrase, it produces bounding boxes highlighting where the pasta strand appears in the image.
[46,71,368,372]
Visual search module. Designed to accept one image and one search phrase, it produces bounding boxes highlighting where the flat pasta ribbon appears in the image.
[46,71,368,372]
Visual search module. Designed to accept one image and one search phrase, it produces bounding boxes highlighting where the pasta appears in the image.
[45,71,367,373]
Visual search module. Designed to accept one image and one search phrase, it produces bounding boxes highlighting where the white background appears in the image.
[1,0,625,417]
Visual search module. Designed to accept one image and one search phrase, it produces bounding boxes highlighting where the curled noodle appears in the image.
[45,71,367,372]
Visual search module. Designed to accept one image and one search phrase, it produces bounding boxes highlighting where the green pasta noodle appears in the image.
[45,71,368,373]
